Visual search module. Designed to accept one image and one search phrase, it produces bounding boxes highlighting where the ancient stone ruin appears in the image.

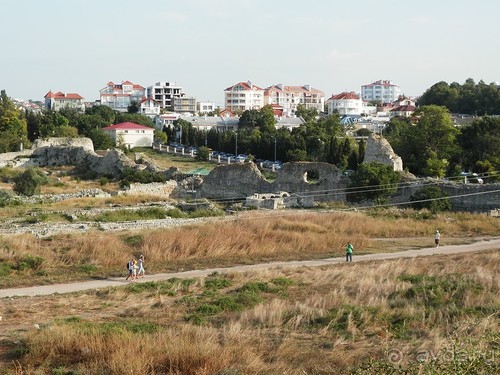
[363,134,403,171]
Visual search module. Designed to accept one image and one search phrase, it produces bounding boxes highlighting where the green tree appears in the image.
[196,146,211,161]
[127,101,140,113]
[392,105,458,176]
[295,104,318,122]
[154,129,167,144]
[12,168,49,196]
[87,129,114,150]
[456,116,500,174]
[0,90,28,150]
[410,186,451,213]
[85,105,116,123]
[347,162,401,204]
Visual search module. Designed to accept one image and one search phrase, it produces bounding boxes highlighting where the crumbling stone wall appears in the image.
[363,134,403,171]
[273,162,348,201]
[0,137,141,178]
[200,162,349,203]
[121,181,178,197]
[200,163,271,199]
[392,181,500,213]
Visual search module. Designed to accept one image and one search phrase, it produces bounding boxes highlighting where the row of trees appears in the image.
[167,104,365,170]
[385,105,500,178]
[0,90,159,153]
[418,78,500,115]
[1,89,498,184]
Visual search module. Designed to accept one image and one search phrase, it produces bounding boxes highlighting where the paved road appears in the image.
[1,238,499,298]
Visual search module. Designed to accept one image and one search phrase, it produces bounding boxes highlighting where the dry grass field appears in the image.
[0,209,499,289]
[0,250,498,374]
[0,208,499,373]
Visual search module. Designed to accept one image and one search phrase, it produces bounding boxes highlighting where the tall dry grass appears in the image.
[10,251,498,374]
[0,209,499,288]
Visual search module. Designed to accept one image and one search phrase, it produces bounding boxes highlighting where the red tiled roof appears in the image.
[391,105,416,112]
[363,80,396,87]
[140,97,160,104]
[102,122,154,131]
[44,91,83,99]
[327,92,360,100]
[265,85,323,95]
[225,82,264,91]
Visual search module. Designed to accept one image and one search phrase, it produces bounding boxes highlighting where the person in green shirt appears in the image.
[346,242,353,262]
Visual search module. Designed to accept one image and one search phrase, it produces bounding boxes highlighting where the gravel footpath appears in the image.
[1,237,499,298]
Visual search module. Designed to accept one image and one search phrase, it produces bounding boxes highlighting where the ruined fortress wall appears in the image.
[363,134,403,171]
[200,162,349,202]
[392,182,500,213]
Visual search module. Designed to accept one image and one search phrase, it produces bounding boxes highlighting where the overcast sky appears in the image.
[1,0,499,106]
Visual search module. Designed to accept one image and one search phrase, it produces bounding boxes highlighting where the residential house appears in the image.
[361,80,401,103]
[264,84,325,115]
[44,91,85,112]
[102,122,154,149]
[99,81,146,112]
[389,96,417,118]
[224,81,264,112]
[139,97,161,119]
[326,92,363,116]
[147,82,184,111]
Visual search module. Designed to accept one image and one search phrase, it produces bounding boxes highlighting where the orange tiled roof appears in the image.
[327,92,360,101]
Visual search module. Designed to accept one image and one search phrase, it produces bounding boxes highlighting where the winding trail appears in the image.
[1,237,499,299]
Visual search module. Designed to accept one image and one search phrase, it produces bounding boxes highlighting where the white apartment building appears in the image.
[326,92,364,115]
[224,81,264,112]
[99,81,146,112]
[147,82,184,111]
[197,101,216,114]
[44,91,85,112]
[361,80,401,103]
[264,84,325,116]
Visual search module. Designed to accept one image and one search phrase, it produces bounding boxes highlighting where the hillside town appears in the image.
[13,79,418,133]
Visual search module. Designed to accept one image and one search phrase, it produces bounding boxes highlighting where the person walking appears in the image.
[125,258,134,281]
[345,242,354,262]
[131,259,138,281]
[435,230,441,247]
[137,255,145,278]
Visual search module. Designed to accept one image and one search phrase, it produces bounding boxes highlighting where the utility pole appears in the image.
[235,131,238,156]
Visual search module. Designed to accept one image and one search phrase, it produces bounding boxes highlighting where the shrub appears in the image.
[12,168,49,196]
[0,189,20,207]
[410,186,451,213]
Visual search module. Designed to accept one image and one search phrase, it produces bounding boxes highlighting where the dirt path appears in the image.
[1,237,499,299]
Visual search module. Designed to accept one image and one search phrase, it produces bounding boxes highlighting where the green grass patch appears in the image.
[92,207,168,222]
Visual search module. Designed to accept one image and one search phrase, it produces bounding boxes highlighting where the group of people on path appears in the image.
[126,255,145,281]
[124,233,440,279]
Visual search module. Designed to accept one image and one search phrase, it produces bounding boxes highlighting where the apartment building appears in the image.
[197,101,216,114]
[224,81,264,112]
[147,82,184,111]
[361,80,401,103]
[326,92,364,115]
[44,91,85,112]
[173,95,196,113]
[264,84,325,116]
[99,81,145,112]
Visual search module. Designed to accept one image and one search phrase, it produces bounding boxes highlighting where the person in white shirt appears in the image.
[434,230,441,247]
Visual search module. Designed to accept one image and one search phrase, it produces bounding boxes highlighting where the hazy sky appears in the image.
[1,0,499,106]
